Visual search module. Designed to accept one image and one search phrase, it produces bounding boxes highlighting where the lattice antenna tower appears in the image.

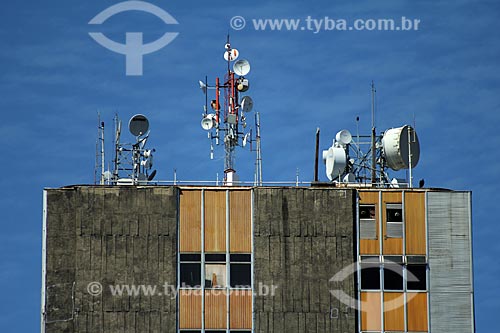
[199,36,258,185]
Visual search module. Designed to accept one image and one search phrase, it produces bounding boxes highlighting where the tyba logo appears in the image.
[89,1,179,76]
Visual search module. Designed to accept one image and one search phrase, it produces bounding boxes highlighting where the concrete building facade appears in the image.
[41,185,474,333]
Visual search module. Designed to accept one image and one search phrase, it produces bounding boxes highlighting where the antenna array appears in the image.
[94,113,157,185]
[199,37,261,185]
[322,83,420,188]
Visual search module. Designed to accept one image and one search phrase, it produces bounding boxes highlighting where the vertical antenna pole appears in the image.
[408,126,413,188]
[314,128,320,182]
[255,112,263,186]
[204,76,208,115]
[113,114,120,184]
[215,77,220,124]
[371,81,377,185]
[100,120,105,185]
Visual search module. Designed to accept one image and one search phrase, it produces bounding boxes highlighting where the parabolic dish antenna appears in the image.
[240,96,253,113]
[335,129,353,146]
[382,125,420,171]
[201,114,216,130]
[128,114,149,136]
[224,48,239,61]
[233,59,251,76]
[324,147,347,181]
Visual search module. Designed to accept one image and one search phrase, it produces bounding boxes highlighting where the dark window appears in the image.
[384,263,403,290]
[180,263,201,287]
[180,254,201,261]
[386,204,403,222]
[205,253,226,262]
[230,263,251,288]
[230,254,251,262]
[386,203,403,238]
[360,205,376,219]
[407,256,426,264]
[360,263,380,290]
[407,264,427,290]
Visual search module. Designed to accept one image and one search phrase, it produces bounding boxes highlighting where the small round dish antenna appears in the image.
[335,129,352,146]
[201,114,216,130]
[224,48,239,61]
[240,96,254,113]
[129,114,149,137]
[233,59,251,76]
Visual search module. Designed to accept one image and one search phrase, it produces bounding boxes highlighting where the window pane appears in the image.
[205,253,226,262]
[180,263,201,287]
[230,263,251,288]
[360,263,380,290]
[407,264,427,290]
[205,264,226,288]
[360,205,376,219]
[230,254,251,262]
[386,204,403,222]
[384,263,403,290]
[180,253,201,262]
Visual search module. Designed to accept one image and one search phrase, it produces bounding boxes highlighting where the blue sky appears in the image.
[1,0,499,331]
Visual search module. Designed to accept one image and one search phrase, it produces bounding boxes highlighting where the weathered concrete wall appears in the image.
[253,188,357,333]
[43,186,178,333]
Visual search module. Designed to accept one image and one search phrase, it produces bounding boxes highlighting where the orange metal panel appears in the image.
[361,292,381,331]
[180,190,201,252]
[179,290,202,329]
[230,191,252,253]
[359,191,380,255]
[205,191,226,252]
[384,292,405,331]
[205,290,227,329]
[407,292,428,331]
[382,192,403,255]
[405,192,426,255]
[230,290,252,329]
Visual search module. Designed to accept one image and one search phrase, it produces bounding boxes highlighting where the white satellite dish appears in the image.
[129,114,149,136]
[240,96,253,113]
[233,59,251,76]
[324,147,347,181]
[224,48,239,61]
[382,125,420,171]
[201,114,216,130]
[335,129,352,146]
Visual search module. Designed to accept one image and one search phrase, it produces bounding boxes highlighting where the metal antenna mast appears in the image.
[255,112,262,186]
[94,113,105,185]
[199,37,257,185]
[371,81,377,185]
